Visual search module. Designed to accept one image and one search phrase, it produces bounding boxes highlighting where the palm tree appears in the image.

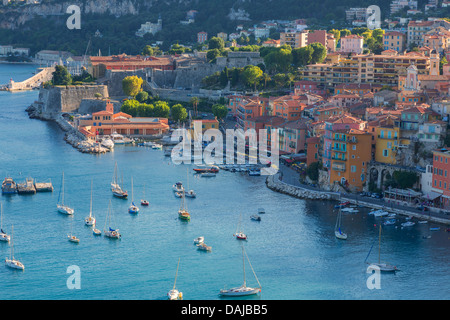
[190,96,199,118]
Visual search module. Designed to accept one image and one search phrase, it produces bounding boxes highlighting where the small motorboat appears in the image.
[93,228,101,236]
[200,172,216,177]
[401,221,415,227]
[193,165,219,174]
[185,190,196,198]
[173,182,184,193]
[68,235,80,243]
[152,144,163,150]
[141,199,149,206]
[383,219,396,226]
[250,214,261,221]
[234,232,247,240]
[194,236,204,244]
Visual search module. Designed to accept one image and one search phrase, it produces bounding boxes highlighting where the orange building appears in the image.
[78,100,169,137]
[272,96,305,121]
[306,136,320,166]
[327,128,372,192]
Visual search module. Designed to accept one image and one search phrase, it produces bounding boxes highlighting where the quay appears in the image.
[267,169,450,226]
[16,178,36,194]
[0,66,54,92]
[34,181,53,192]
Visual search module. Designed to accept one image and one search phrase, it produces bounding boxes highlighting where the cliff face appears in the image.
[0,0,140,29]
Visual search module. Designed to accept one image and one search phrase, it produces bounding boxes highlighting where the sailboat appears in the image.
[365,225,397,272]
[104,200,121,239]
[5,225,24,270]
[85,180,96,226]
[185,168,196,198]
[178,190,190,221]
[233,214,247,240]
[219,246,261,296]
[57,172,74,215]
[167,258,183,300]
[128,177,139,214]
[334,196,347,240]
[141,183,149,206]
[111,162,128,199]
[0,203,10,242]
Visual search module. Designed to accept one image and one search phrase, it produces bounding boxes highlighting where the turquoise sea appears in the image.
[0,64,449,300]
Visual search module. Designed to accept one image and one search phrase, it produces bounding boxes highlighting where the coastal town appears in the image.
[1,1,449,222]
[0,0,449,304]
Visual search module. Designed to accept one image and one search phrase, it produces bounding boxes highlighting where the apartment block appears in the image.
[280,30,308,48]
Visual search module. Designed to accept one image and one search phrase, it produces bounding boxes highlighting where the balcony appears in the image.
[332,163,346,172]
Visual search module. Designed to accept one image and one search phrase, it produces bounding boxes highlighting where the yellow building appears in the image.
[374,126,401,164]
[190,118,220,140]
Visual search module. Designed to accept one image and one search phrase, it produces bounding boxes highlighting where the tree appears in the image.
[329,29,340,42]
[142,45,154,56]
[190,96,199,117]
[52,65,72,85]
[306,162,320,181]
[212,104,228,120]
[136,91,149,103]
[292,46,313,67]
[264,47,292,74]
[219,67,229,87]
[242,65,263,91]
[206,48,221,62]
[208,36,225,51]
[122,75,143,98]
[310,42,327,64]
[340,29,351,37]
[153,100,170,118]
[440,56,448,75]
[171,104,188,123]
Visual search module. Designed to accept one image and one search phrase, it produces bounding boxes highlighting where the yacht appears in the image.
[5,226,24,270]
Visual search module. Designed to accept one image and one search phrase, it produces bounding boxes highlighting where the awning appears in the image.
[421,191,442,200]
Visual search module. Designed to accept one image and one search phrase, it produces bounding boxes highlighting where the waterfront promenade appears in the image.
[276,164,450,226]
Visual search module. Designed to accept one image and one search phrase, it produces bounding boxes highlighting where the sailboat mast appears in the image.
[378,225,382,264]
[62,172,65,205]
[90,179,93,217]
[173,258,180,290]
[242,246,246,287]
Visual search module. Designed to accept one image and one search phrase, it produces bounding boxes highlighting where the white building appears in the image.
[136,17,162,37]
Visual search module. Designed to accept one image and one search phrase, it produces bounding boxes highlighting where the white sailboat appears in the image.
[233,214,247,240]
[219,246,261,296]
[365,225,397,272]
[104,200,121,239]
[128,177,139,214]
[111,162,128,199]
[0,202,10,242]
[85,180,96,226]
[57,172,74,215]
[334,197,347,240]
[5,225,24,270]
[167,258,183,300]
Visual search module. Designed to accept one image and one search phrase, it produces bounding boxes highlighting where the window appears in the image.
[383,149,389,157]
[351,165,356,172]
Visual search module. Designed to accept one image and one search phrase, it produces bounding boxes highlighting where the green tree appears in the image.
[329,29,340,42]
[242,65,263,91]
[121,99,140,117]
[292,46,313,67]
[264,47,292,74]
[310,43,327,64]
[52,65,72,86]
[136,91,149,103]
[340,29,351,37]
[212,104,228,120]
[171,104,188,123]
[208,36,225,51]
[142,45,154,56]
[153,100,170,118]
[206,48,221,62]
[122,75,143,98]
[440,56,448,75]
[219,67,229,87]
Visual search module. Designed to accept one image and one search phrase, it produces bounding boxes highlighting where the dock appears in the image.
[16,178,36,194]
[34,181,53,192]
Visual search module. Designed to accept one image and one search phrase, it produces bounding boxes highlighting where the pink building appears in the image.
[197,31,208,43]
[339,34,364,54]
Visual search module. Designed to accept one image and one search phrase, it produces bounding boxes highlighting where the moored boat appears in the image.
[197,242,212,252]
[1,177,16,194]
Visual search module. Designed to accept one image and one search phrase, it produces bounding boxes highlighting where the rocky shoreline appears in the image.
[265,173,337,200]
[26,103,110,154]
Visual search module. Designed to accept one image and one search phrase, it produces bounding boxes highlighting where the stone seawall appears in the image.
[265,174,337,200]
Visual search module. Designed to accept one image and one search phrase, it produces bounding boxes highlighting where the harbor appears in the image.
[0,64,449,300]
[2,177,53,195]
